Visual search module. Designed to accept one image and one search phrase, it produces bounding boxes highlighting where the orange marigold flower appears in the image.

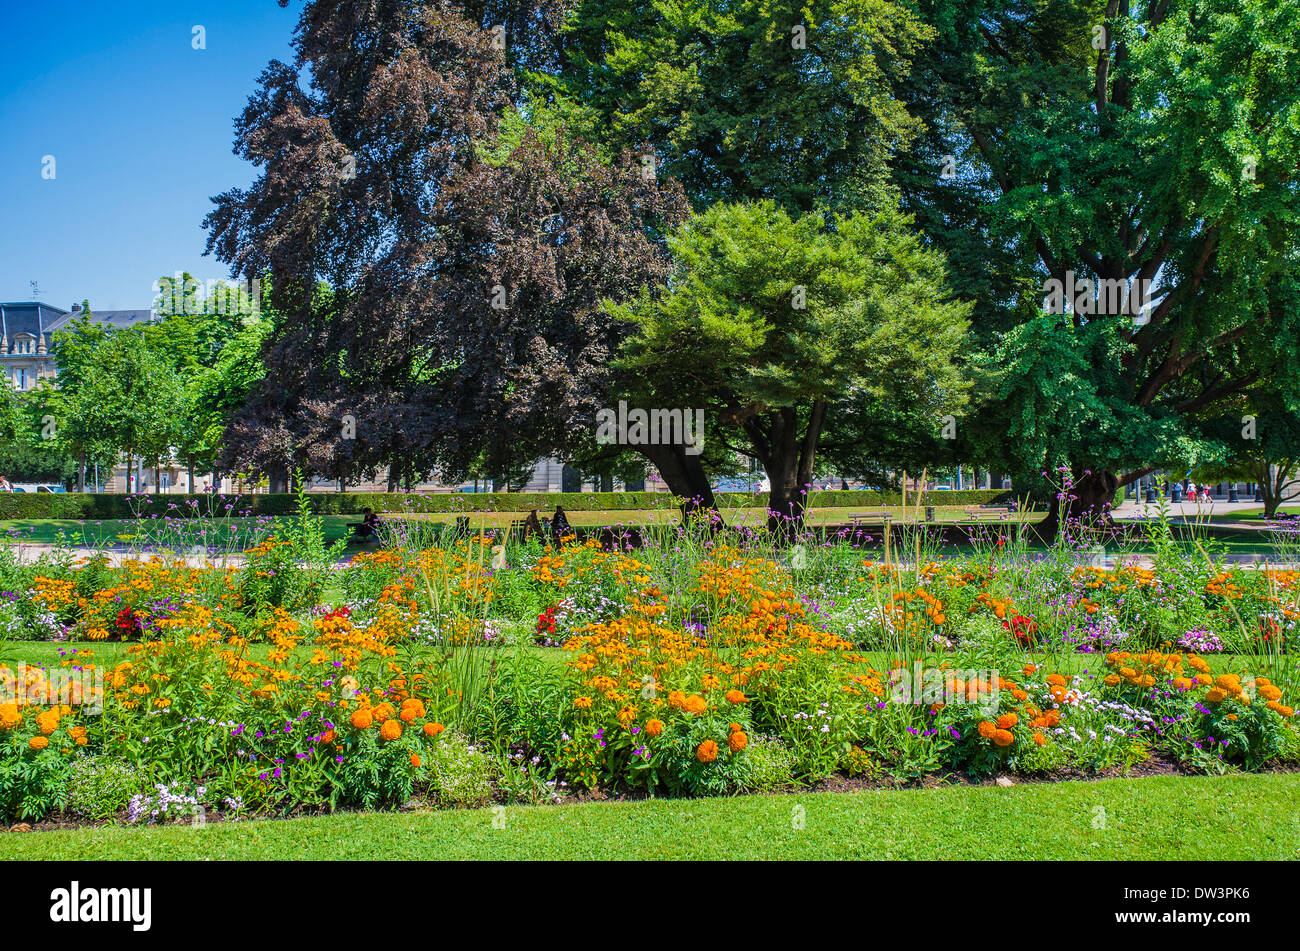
[379,719,403,741]
[1205,688,1227,703]
[350,709,374,730]
[996,713,1018,730]
[992,729,1014,748]
[977,721,997,739]
[1032,732,1046,746]
[696,739,719,763]
[725,689,747,704]
[683,694,707,715]
[423,722,445,737]
[728,731,748,752]
[29,736,48,750]
[645,719,664,737]
[410,753,421,768]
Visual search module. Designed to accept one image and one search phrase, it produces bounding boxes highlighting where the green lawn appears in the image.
[1,639,571,670]
[4,772,1296,860]
[0,508,1290,557]
[0,515,360,549]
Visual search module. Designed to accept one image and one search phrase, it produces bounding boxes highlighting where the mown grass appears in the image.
[4,773,1296,860]
[2,640,571,671]
[0,516,359,549]
[0,508,1288,556]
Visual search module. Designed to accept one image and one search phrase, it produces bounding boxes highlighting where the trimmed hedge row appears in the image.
[0,488,1015,520]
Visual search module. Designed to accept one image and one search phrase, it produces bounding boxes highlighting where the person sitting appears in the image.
[551,505,572,544]
[350,508,382,542]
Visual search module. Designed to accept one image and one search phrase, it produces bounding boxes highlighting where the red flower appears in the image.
[1002,613,1038,645]
[115,607,142,637]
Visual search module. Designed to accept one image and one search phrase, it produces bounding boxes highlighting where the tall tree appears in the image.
[894,0,1300,533]
[536,0,932,213]
[206,1,686,492]
[608,200,970,530]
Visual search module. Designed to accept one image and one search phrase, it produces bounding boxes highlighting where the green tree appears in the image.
[608,200,970,529]
[894,0,1300,532]
[537,0,932,213]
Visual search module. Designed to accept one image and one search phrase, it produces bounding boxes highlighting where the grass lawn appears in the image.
[5,639,1290,680]
[0,515,360,549]
[0,508,1290,558]
[4,772,1296,860]
[1,639,572,671]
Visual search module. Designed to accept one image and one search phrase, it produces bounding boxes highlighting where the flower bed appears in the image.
[1,521,1298,825]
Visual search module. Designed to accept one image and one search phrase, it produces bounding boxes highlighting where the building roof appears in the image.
[0,302,68,349]
[45,306,157,334]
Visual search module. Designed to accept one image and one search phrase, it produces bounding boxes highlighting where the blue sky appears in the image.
[0,0,297,312]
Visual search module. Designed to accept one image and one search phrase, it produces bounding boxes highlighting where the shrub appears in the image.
[425,732,493,808]
[736,735,798,793]
[65,755,145,820]
[0,748,71,822]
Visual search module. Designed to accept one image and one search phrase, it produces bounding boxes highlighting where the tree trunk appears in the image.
[77,453,86,493]
[746,401,827,538]
[1259,461,1279,518]
[1258,460,1299,518]
[1034,468,1119,541]
[638,444,720,523]
[269,464,288,494]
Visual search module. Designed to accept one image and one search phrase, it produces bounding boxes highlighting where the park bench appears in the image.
[962,505,1014,521]
[849,511,915,526]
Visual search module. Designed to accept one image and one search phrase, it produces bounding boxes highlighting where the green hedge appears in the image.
[0,488,1015,520]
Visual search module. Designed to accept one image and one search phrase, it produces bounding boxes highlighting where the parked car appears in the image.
[11,483,66,493]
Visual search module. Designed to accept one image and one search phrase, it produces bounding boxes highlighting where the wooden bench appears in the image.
[962,505,1014,521]
[849,511,915,526]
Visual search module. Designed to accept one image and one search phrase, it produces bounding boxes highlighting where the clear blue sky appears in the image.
[0,0,297,312]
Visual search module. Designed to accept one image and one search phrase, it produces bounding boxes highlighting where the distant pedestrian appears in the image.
[0,476,10,492]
